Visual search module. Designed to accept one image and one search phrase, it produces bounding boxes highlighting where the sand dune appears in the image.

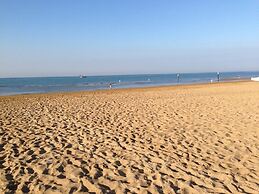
[0,82,259,193]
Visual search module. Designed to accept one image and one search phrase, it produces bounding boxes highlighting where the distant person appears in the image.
[217,72,220,82]
[109,83,112,89]
[177,74,180,83]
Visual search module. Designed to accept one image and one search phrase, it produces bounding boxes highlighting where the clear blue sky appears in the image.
[0,0,258,77]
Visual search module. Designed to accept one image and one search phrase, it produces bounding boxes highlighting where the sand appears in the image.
[0,81,259,194]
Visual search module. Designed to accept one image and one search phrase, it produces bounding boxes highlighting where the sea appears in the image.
[0,71,258,96]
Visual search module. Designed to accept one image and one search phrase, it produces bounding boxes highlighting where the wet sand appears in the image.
[0,81,259,194]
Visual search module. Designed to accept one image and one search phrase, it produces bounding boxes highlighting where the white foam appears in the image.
[251,77,259,81]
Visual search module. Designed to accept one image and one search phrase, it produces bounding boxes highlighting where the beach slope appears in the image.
[0,82,259,193]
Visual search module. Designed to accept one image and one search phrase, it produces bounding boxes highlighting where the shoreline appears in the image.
[0,79,252,98]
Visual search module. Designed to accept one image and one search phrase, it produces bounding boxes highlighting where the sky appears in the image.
[0,0,259,77]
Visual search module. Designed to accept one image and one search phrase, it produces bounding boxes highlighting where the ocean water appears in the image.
[0,71,258,96]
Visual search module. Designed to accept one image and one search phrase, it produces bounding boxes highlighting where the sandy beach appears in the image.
[0,81,258,194]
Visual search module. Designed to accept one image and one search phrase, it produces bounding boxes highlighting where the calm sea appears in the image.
[0,72,258,96]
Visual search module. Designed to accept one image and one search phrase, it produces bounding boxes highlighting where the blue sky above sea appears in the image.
[0,0,259,77]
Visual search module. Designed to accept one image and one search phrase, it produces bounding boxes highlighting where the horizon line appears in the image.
[1,70,259,79]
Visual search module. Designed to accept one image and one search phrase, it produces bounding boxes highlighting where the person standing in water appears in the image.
[217,72,220,82]
[177,74,180,84]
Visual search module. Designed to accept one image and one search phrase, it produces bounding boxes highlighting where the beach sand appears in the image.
[0,81,259,194]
